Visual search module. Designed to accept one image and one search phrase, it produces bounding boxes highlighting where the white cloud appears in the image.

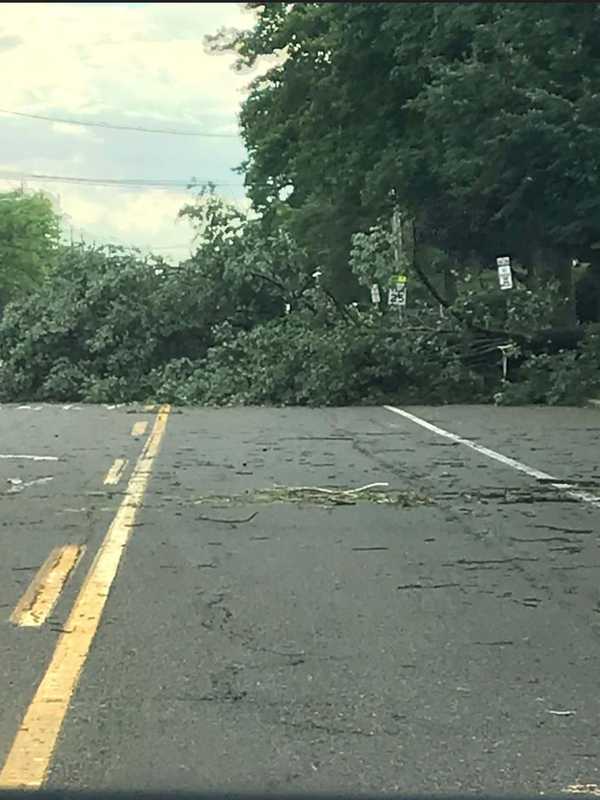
[50,122,99,139]
[0,2,256,252]
[0,3,255,117]
[57,185,197,253]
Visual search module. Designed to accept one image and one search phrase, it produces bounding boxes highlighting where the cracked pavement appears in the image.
[1,403,600,794]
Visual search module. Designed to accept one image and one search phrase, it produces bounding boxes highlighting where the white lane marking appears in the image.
[383,405,600,509]
[0,454,59,462]
[6,477,53,495]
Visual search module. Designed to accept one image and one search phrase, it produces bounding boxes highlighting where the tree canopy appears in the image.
[214,2,600,319]
[0,190,61,311]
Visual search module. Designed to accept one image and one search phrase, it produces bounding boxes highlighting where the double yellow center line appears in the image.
[0,405,171,789]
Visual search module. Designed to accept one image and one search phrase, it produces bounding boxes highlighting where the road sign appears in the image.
[388,274,407,308]
[370,284,381,304]
[497,265,513,290]
[496,257,513,290]
[388,286,407,307]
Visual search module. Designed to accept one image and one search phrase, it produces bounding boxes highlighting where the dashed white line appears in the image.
[0,454,58,462]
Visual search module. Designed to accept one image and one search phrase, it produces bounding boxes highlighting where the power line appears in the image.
[0,108,239,138]
[0,169,244,190]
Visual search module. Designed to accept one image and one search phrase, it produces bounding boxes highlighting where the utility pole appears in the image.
[391,208,402,271]
[389,207,407,320]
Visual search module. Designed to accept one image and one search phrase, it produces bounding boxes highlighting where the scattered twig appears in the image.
[282,481,389,496]
[345,482,390,494]
[196,512,258,524]
[472,640,515,646]
[284,486,340,495]
[397,582,461,590]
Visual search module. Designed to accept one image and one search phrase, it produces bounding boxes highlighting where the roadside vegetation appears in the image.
[1,3,600,406]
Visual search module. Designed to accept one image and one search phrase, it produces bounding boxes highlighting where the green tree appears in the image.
[0,192,311,403]
[395,3,600,323]
[0,190,61,311]
[179,187,315,321]
[211,3,402,302]
[215,3,600,322]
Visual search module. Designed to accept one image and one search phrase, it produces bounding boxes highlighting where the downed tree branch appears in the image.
[282,482,389,496]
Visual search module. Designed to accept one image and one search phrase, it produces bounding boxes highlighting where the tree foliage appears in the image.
[215,2,600,321]
[0,190,61,312]
[1,194,598,407]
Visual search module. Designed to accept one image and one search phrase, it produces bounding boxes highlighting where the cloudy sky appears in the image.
[0,2,257,259]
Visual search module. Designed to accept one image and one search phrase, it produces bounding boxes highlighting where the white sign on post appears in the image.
[388,285,407,307]
[388,275,407,308]
[370,284,381,305]
[496,256,513,290]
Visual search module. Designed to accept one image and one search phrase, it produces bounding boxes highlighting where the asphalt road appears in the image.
[1,402,600,795]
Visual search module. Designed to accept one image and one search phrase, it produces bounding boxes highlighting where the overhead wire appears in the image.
[0,106,245,251]
[0,169,244,190]
[0,108,239,138]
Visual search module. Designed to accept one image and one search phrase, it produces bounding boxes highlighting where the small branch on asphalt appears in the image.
[344,482,390,494]
[196,512,258,524]
[283,482,389,495]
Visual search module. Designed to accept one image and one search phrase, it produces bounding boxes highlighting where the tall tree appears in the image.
[216,2,600,320]
[212,3,404,301]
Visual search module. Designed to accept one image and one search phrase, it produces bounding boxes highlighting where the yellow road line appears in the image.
[0,405,171,789]
[103,457,127,485]
[131,421,148,437]
[10,545,83,628]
